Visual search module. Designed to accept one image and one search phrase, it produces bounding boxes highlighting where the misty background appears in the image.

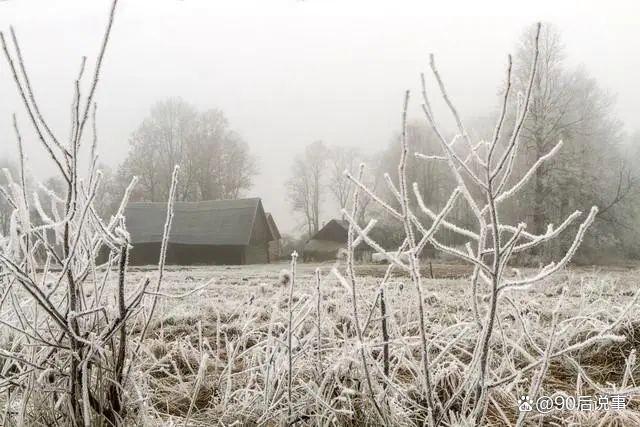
[0,0,639,238]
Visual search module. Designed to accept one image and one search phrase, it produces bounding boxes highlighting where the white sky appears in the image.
[0,0,639,234]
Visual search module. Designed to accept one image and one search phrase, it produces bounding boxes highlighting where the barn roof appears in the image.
[125,198,273,246]
[309,219,349,243]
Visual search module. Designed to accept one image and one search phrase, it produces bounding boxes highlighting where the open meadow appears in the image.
[94,262,639,426]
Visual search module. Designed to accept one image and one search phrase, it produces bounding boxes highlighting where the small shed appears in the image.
[303,219,370,262]
[125,198,275,265]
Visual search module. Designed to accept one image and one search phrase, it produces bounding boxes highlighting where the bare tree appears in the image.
[287,140,328,236]
[189,108,257,200]
[512,24,623,256]
[327,146,360,215]
[119,97,256,203]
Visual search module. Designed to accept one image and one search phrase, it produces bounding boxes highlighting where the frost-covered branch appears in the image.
[337,21,615,426]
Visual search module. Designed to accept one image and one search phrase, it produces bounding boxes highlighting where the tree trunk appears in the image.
[532,159,545,258]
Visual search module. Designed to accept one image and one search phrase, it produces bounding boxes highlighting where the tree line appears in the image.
[1,23,638,262]
[0,97,257,230]
[118,98,256,204]
[287,24,640,262]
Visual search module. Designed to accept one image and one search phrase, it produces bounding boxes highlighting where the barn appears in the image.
[124,198,276,265]
[303,219,370,262]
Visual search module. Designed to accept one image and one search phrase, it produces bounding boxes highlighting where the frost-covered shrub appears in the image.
[336,23,636,425]
[0,2,179,425]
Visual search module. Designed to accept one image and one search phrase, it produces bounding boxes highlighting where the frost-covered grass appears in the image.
[101,262,640,426]
[0,10,636,425]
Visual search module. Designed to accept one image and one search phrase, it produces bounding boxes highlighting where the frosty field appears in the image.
[101,262,640,426]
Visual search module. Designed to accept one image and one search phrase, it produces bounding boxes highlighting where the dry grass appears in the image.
[71,262,639,426]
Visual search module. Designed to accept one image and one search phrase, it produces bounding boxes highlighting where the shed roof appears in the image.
[125,198,272,246]
[310,219,349,243]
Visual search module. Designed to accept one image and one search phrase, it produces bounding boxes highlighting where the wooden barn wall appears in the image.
[128,243,244,265]
[303,240,344,262]
[268,240,281,261]
[250,205,272,244]
[244,242,269,264]
[244,203,272,264]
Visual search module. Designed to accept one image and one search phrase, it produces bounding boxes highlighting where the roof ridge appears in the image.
[128,197,260,206]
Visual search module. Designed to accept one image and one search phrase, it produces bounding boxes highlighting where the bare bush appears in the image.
[0,1,180,425]
[338,22,637,425]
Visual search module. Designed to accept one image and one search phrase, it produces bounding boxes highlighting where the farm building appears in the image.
[303,219,370,262]
[266,213,282,261]
[124,198,277,265]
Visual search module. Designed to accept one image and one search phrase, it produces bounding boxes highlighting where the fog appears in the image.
[0,0,638,234]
